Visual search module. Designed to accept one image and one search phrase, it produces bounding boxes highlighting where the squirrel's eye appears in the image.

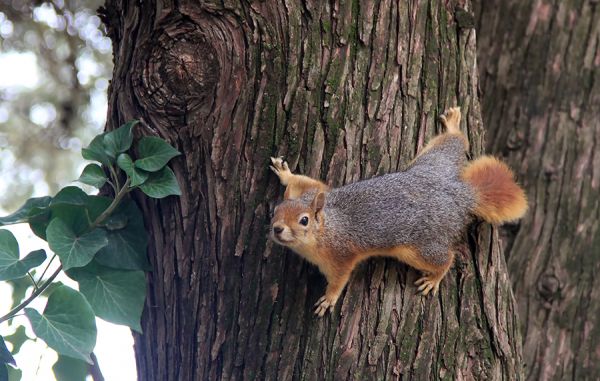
[299,216,309,226]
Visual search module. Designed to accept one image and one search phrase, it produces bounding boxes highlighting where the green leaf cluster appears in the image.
[81,121,181,198]
[0,121,182,375]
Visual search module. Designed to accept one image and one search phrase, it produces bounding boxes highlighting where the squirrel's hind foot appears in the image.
[440,107,461,134]
[314,295,337,317]
[415,275,442,296]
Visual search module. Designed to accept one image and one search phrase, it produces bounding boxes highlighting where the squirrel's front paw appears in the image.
[269,156,292,185]
[440,107,461,134]
[415,275,442,296]
[313,294,338,317]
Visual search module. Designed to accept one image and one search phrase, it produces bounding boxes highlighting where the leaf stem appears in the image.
[90,177,131,230]
[89,352,105,381]
[0,177,131,323]
[37,254,56,281]
[0,265,62,324]
[108,165,121,193]
[26,272,38,290]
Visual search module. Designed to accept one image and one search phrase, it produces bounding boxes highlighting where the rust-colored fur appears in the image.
[285,175,329,200]
[269,157,329,200]
[461,156,527,224]
[366,245,453,295]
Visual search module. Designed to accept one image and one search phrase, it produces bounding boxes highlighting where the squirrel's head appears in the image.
[270,192,326,251]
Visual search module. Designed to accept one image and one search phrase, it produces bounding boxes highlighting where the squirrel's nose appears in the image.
[273,226,284,234]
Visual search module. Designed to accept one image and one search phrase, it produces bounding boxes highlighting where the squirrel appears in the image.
[269,107,527,317]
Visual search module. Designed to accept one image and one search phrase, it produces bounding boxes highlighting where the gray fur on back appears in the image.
[304,136,475,265]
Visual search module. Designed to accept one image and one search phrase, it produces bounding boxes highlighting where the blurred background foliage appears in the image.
[0,0,111,211]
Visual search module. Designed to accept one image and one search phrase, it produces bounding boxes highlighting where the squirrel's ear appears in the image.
[311,192,326,215]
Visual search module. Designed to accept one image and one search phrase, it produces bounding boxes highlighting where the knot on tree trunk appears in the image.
[537,273,561,305]
[134,20,219,117]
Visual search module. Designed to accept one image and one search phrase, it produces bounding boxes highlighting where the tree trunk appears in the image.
[475,1,600,379]
[101,1,523,379]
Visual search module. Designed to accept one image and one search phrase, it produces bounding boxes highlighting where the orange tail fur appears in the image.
[462,156,527,224]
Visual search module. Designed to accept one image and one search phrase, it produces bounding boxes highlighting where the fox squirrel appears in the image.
[269,107,527,316]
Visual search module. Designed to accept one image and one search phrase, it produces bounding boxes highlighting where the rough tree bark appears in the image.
[100,1,523,379]
[476,1,600,380]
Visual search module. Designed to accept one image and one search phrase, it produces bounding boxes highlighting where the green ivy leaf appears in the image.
[95,200,149,270]
[83,196,111,222]
[50,206,93,237]
[117,153,149,187]
[52,355,88,381]
[0,230,19,281]
[103,120,138,158]
[46,219,108,271]
[0,197,52,226]
[49,188,95,238]
[77,164,107,189]
[19,249,46,271]
[138,167,181,199]
[3,327,30,357]
[29,188,93,241]
[103,214,127,231]
[51,187,89,207]
[0,231,46,280]
[69,261,145,332]
[41,282,64,298]
[81,196,149,268]
[82,133,112,166]
[27,187,89,241]
[28,208,52,241]
[0,336,15,366]
[25,286,96,363]
[134,136,180,172]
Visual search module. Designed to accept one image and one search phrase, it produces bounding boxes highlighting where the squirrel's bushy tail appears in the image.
[462,156,527,224]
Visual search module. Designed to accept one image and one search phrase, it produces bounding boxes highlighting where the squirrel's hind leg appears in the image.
[376,245,453,296]
[413,107,468,160]
[414,251,455,296]
[270,157,329,199]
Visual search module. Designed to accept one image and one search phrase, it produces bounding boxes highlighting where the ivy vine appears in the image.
[0,121,181,379]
